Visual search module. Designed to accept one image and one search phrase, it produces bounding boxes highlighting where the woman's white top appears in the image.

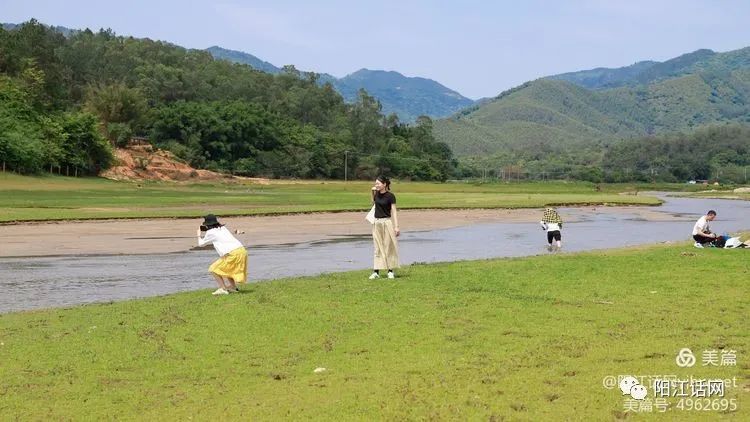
[198,226,243,256]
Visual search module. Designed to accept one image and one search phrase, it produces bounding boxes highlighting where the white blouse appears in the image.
[198,226,243,256]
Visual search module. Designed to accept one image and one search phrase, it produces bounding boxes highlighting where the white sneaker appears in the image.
[387,271,395,279]
[212,288,229,295]
[694,242,704,249]
[368,272,380,280]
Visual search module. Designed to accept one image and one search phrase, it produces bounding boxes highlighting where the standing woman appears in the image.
[196,214,248,295]
[369,176,400,279]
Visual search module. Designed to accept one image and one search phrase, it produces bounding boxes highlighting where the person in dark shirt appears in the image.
[369,175,400,279]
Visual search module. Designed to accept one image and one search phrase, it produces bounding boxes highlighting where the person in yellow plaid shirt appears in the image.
[541,208,563,252]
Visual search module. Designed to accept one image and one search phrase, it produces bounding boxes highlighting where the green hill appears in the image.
[334,69,475,122]
[205,46,281,74]
[436,46,750,157]
[206,48,475,122]
[548,47,750,90]
[547,60,658,90]
[1,20,454,180]
[5,22,474,124]
[2,22,76,37]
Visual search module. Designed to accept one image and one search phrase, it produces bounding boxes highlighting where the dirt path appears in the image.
[0,207,676,257]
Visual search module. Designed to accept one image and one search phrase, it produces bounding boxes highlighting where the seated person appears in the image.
[692,210,725,248]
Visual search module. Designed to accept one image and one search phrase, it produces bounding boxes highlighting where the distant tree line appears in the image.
[456,123,750,184]
[602,123,750,183]
[0,20,455,180]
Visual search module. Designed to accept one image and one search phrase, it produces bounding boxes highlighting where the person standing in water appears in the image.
[541,208,563,252]
[197,214,248,295]
[369,176,400,279]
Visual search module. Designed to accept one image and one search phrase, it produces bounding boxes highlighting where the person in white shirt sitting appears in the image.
[540,208,563,252]
[692,210,724,248]
[197,214,248,295]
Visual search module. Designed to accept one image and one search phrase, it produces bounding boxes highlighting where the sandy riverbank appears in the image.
[0,206,679,257]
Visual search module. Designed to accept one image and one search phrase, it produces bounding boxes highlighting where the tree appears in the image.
[84,82,147,145]
[57,112,113,174]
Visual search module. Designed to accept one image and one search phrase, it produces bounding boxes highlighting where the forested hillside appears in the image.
[603,124,750,183]
[549,47,750,90]
[435,46,750,181]
[0,20,454,180]
[207,46,475,123]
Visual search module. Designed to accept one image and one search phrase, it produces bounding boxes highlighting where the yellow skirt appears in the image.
[208,247,248,283]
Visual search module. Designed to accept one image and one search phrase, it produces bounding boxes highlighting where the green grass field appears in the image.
[0,173,670,222]
[1,244,747,420]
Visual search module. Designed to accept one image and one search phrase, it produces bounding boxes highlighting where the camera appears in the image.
[199,225,209,232]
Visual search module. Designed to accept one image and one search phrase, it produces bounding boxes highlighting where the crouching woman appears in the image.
[197,214,248,295]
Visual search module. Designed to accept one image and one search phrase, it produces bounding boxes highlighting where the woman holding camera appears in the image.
[196,214,247,295]
[369,176,400,279]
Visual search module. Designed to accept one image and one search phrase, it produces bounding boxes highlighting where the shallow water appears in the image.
[1,194,748,313]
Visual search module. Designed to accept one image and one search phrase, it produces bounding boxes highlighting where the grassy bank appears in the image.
[689,192,750,201]
[0,245,747,420]
[0,174,665,222]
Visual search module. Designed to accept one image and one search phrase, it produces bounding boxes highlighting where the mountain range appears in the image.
[7,21,750,158]
[547,48,748,89]
[207,46,474,122]
[434,47,750,156]
[2,23,474,123]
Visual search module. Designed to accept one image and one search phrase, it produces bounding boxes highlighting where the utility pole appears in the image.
[344,150,348,182]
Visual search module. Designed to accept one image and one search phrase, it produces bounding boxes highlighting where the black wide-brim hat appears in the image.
[202,214,220,226]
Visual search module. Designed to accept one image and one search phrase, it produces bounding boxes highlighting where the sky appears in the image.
[3,0,750,99]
